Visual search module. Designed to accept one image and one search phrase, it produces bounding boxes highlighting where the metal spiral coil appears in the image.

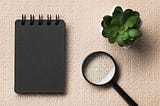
[47,14,51,25]
[55,14,60,25]
[39,14,43,25]
[30,14,34,25]
[21,14,26,25]
[21,14,60,25]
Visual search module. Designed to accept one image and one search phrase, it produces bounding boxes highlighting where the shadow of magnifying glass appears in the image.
[82,51,138,106]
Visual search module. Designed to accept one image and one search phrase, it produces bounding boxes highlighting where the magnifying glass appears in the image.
[82,51,138,106]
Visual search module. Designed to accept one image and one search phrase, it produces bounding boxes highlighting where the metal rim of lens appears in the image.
[82,51,117,86]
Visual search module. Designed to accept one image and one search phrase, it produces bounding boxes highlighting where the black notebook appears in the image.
[15,15,66,93]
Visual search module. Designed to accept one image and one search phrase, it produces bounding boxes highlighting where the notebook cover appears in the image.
[15,20,66,93]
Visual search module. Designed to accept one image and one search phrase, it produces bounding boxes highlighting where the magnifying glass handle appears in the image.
[111,81,138,106]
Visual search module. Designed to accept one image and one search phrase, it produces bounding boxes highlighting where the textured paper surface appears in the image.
[0,0,160,106]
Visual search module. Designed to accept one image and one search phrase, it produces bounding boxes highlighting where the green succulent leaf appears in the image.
[124,16,138,28]
[101,15,112,27]
[116,34,126,46]
[116,32,129,46]
[114,6,123,12]
[123,9,133,14]
[103,15,112,21]
[108,36,116,43]
[102,29,109,38]
[121,32,129,40]
[108,31,118,43]
[101,20,107,27]
[112,6,123,19]
[103,27,119,43]
[112,6,123,25]
[128,29,142,38]
[110,18,121,26]
[123,9,140,17]
[108,30,118,38]
[101,6,142,47]
[135,17,141,28]
[123,9,140,24]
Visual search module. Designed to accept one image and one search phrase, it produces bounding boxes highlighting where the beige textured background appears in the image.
[0,0,160,106]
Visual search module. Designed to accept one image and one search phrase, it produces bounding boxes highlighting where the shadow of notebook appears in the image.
[15,17,66,93]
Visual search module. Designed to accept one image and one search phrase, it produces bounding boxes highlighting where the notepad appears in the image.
[15,15,66,93]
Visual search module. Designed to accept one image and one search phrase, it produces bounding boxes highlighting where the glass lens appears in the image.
[83,53,116,85]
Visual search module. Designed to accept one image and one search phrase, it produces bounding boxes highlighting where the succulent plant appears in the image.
[101,6,142,47]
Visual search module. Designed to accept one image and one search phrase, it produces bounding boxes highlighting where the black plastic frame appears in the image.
[81,51,117,86]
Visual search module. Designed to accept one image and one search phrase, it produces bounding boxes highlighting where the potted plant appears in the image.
[101,6,142,48]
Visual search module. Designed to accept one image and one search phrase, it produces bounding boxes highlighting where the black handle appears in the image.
[111,81,138,106]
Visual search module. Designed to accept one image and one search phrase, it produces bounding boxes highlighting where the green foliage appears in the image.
[101,6,142,46]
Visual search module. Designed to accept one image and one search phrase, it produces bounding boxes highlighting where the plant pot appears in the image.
[122,45,131,49]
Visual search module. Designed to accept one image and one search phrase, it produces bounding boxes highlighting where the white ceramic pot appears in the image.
[122,45,131,49]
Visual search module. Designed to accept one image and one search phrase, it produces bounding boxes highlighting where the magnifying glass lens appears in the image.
[82,52,138,106]
[83,53,116,85]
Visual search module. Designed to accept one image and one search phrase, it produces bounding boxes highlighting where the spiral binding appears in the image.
[55,14,60,25]
[30,14,34,25]
[21,14,26,25]
[47,14,51,25]
[39,14,43,25]
[21,14,60,25]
